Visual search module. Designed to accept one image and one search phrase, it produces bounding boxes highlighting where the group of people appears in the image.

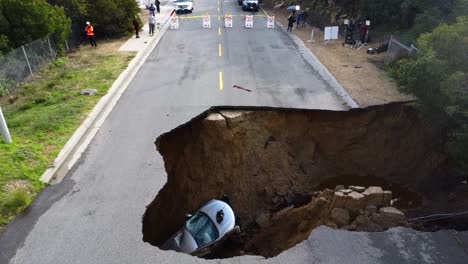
[84,0,162,46]
[149,1,161,16]
[135,2,161,38]
[147,1,162,37]
[287,9,309,32]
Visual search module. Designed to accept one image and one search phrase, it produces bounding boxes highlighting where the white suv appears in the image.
[175,0,194,14]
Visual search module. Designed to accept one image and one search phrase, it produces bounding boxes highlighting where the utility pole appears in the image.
[0,105,12,143]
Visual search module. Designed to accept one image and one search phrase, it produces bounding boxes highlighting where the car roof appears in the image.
[199,199,235,238]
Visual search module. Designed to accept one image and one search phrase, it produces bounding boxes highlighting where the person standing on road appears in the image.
[133,16,140,38]
[301,9,308,27]
[287,13,295,32]
[148,14,155,36]
[149,3,156,16]
[296,11,302,28]
[84,21,97,48]
[155,0,161,13]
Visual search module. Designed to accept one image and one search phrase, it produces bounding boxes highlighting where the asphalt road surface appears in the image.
[1,1,467,264]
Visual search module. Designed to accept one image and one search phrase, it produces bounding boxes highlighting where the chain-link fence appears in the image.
[385,36,418,64]
[0,36,71,96]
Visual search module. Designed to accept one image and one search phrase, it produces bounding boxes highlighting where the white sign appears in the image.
[344,19,349,25]
[245,15,253,28]
[170,16,179,29]
[225,15,233,28]
[324,26,339,40]
[267,16,275,29]
[366,20,371,26]
[203,15,211,28]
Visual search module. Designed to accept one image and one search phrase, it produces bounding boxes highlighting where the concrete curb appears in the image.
[40,10,175,183]
[260,7,359,109]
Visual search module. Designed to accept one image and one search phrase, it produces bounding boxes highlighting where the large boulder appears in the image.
[331,191,347,208]
[349,186,366,193]
[363,186,384,206]
[371,207,406,229]
[330,208,350,227]
[351,214,384,232]
[346,191,366,212]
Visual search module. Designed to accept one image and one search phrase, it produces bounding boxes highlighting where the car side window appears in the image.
[185,212,219,247]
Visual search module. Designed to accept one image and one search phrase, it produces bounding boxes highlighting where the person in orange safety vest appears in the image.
[85,21,97,48]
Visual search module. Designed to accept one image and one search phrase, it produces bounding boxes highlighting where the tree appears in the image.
[87,0,140,37]
[391,16,468,176]
[0,0,70,49]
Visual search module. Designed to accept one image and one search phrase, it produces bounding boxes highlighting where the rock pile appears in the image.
[327,185,406,231]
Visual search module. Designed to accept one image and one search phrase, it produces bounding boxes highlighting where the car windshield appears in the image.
[175,0,191,3]
[185,212,219,247]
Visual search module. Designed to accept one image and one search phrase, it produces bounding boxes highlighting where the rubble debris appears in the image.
[331,208,351,227]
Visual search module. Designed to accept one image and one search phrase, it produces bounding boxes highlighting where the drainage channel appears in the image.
[142,104,467,259]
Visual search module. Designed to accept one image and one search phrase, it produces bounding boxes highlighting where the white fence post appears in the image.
[385,35,393,64]
[0,106,12,143]
[22,46,33,76]
[47,36,55,59]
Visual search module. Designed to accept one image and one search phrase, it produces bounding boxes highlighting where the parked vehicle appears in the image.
[175,0,194,14]
[242,0,259,11]
[161,199,240,257]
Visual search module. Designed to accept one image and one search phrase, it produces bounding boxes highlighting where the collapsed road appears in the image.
[143,103,468,259]
[1,0,467,263]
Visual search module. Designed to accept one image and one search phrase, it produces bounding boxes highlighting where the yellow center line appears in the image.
[219,72,224,91]
[218,26,221,36]
[219,43,222,57]
[218,15,220,22]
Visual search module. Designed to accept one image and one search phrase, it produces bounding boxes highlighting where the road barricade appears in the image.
[203,15,211,28]
[170,16,179,30]
[225,14,233,28]
[267,16,275,29]
[245,15,253,28]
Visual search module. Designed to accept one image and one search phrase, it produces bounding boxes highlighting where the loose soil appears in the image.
[142,104,468,259]
[263,3,414,107]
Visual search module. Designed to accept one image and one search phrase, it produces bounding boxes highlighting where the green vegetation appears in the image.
[391,16,468,176]
[47,0,140,38]
[0,0,70,54]
[0,45,135,229]
[0,0,140,54]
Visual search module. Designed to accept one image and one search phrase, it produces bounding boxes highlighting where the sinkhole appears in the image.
[142,103,467,259]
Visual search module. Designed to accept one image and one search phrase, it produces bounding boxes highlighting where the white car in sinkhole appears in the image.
[161,199,240,257]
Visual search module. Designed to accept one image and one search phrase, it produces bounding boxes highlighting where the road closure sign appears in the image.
[267,16,275,29]
[245,15,253,28]
[225,14,233,28]
[203,15,211,28]
[170,16,179,30]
